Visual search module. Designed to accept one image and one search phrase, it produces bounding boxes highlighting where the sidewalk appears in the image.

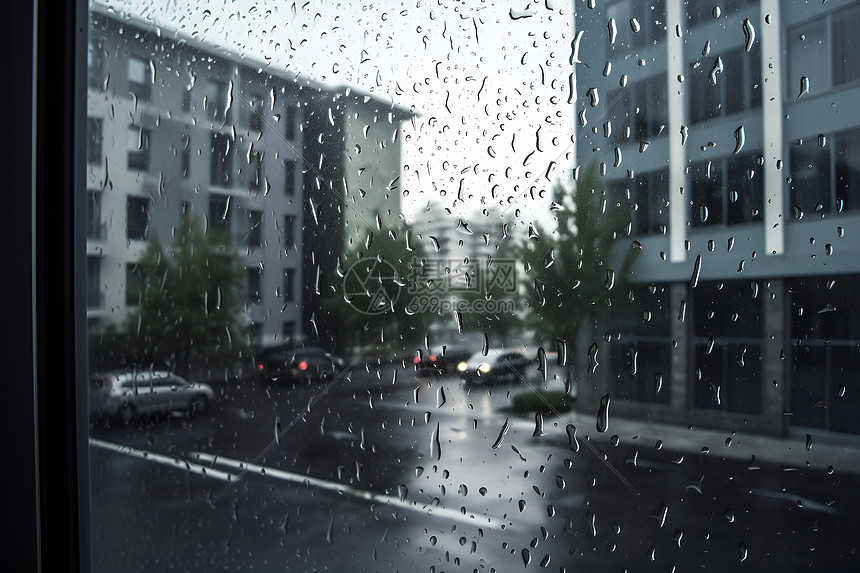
[525,408,860,476]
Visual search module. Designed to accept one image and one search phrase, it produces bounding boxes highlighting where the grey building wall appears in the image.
[573,0,860,436]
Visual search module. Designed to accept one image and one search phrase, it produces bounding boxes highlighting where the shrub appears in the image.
[511,390,574,414]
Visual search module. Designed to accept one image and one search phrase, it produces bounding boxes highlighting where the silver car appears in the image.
[89,370,214,423]
[456,350,531,385]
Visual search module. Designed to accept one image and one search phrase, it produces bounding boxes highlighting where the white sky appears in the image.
[102,0,576,231]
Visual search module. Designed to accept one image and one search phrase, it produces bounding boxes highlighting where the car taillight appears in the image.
[429,354,437,362]
[412,356,421,365]
[298,361,308,370]
[257,363,264,371]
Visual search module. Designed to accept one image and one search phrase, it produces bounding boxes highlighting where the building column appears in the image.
[762,279,786,435]
[666,0,687,264]
[761,0,785,255]
[669,282,689,411]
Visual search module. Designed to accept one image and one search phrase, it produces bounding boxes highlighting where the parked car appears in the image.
[457,350,531,385]
[89,370,214,423]
[254,345,346,383]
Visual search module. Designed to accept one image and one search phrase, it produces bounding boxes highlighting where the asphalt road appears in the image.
[88,364,860,572]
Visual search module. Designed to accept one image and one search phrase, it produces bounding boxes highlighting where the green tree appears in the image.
[322,223,432,357]
[125,214,248,377]
[520,163,639,345]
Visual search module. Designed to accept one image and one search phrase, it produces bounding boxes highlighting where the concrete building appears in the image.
[573,0,860,437]
[85,5,412,355]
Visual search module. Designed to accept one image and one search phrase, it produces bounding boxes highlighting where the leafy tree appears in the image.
[519,163,639,345]
[125,214,248,377]
[322,223,432,357]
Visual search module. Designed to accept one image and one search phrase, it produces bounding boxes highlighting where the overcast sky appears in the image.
[102,0,576,231]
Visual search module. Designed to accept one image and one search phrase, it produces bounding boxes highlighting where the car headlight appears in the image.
[457,362,467,371]
[478,362,491,373]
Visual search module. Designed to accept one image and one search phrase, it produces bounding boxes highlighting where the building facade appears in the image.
[86,6,412,357]
[574,0,860,436]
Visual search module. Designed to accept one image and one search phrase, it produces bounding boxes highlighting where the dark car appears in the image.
[457,349,531,385]
[255,345,346,383]
[408,349,444,377]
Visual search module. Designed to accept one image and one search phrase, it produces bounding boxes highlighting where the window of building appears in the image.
[210,131,231,187]
[246,209,263,248]
[285,105,296,140]
[208,193,231,236]
[282,321,296,343]
[790,127,860,216]
[248,151,264,192]
[86,256,102,309]
[247,267,262,304]
[86,117,102,164]
[689,45,761,124]
[181,134,191,178]
[606,0,665,50]
[787,4,860,99]
[204,78,228,120]
[691,280,764,415]
[127,126,150,171]
[283,268,295,301]
[127,55,150,100]
[126,196,149,241]
[691,152,763,227]
[87,36,105,90]
[85,190,103,240]
[283,214,295,249]
[126,263,146,306]
[634,169,668,235]
[789,276,860,434]
[284,160,296,195]
[607,75,667,145]
[247,91,264,131]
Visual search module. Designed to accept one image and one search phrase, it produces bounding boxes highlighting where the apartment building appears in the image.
[574,0,860,436]
[85,6,413,354]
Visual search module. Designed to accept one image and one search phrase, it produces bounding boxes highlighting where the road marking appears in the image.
[89,438,505,529]
[749,488,839,514]
[90,438,235,483]
[190,451,506,529]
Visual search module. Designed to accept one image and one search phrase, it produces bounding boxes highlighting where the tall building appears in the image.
[86,5,412,355]
[574,0,860,437]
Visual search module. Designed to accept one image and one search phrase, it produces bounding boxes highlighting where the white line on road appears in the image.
[90,438,236,482]
[190,451,506,530]
[88,438,505,529]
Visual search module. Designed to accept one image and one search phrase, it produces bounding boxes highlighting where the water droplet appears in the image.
[533,412,546,437]
[690,254,702,287]
[630,18,641,33]
[680,125,688,146]
[806,433,813,451]
[492,418,511,449]
[738,543,748,562]
[725,508,735,523]
[733,125,746,154]
[588,343,600,374]
[825,244,833,256]
[742,18,756,52]
[566,424,580,453]
[713,6,721,18]
[798,76,810,99]
[398,484,408,501]
[431,422,441,460]
[607,18,617,44]
[709,57,724,85]
[522,547,531,567]
[596,395,611,433]
[586,87,600,107]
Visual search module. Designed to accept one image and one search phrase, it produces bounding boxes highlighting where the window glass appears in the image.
[81,2,860,572]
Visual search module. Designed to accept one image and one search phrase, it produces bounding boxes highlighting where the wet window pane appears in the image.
[79,2,860,572]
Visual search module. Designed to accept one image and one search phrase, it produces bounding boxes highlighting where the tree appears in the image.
[125,214,248,377]
[322,222,433,357]
[519,163,640,346]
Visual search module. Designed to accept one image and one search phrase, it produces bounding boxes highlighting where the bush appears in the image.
[511,390,574,414]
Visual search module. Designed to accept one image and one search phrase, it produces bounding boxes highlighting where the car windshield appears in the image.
[79,1,860,572]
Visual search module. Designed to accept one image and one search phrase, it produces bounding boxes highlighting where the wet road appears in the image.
[88,364,860,572]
